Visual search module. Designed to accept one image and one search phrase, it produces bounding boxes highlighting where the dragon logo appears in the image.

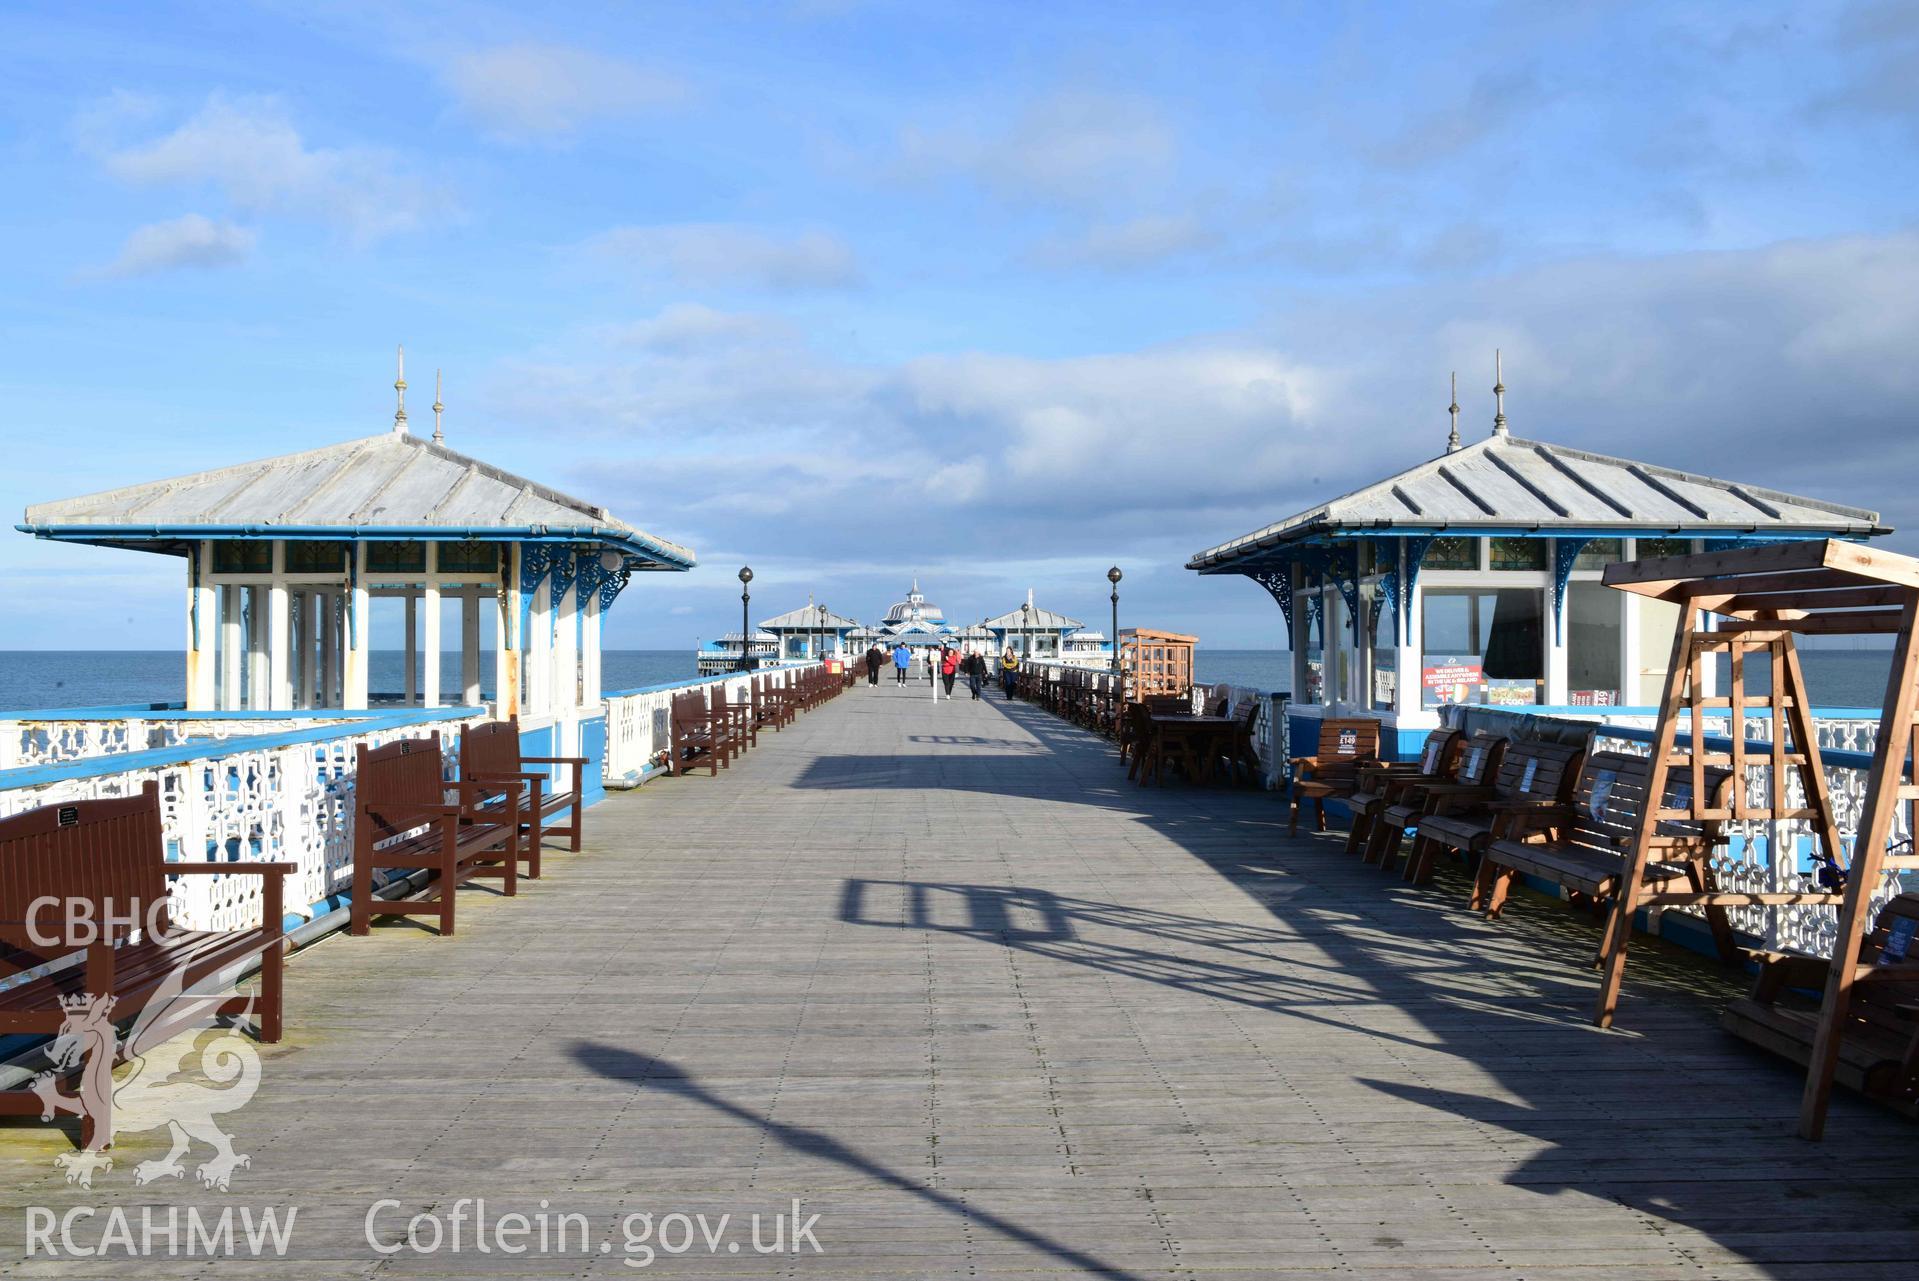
[32,964,265,1191]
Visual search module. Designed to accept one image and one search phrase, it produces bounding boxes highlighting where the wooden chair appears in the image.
[1363,731,1509,872]
[1406,739,1584,887]
[459,717,588,879]
[1344,727,1464,858]
[351,733,520,937]
[1478,751,1738,962]
[669,690,731,775]
[1723,892,1919,1117]
[1220,699,1263,786]
[0,782,290,1149]
[1287,719,1383,836]
[710,684,755,753]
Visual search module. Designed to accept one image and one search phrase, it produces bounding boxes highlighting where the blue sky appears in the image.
[4,0,1919,650]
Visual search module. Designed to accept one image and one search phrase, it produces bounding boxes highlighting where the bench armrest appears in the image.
[363,803,461,826]
[167,862,295,876]
[520,756,589,766]
[1289,755,1320,770]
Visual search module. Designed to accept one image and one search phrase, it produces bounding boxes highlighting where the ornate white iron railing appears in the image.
[0,709,487,933]
[1580,715,1901,957]
[602,662,824,785]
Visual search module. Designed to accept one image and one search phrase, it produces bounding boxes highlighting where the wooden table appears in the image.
[1138,713,1239,787]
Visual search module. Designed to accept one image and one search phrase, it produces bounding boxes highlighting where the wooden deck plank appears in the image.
[1,679,1914,1275]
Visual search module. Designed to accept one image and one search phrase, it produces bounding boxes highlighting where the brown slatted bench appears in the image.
[1478,751,1737,960]
[1365,731,1508,873]
[670,690,731,775]
[1407,739,1585,889]
[460,717,588,880]
[350,733,520,937]
[0,782,289,1149]
[1288,718,1383,836]
[1345,727,1464,858]
[1723,892,1919,1114]
[711,684,756,753]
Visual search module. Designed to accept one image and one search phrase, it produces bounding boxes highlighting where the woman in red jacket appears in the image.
[939,645,960,698]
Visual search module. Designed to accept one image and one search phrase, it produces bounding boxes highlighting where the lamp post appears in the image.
[738,566,753,671]
[1108,565,1123,674]
[1021,601,1033,658]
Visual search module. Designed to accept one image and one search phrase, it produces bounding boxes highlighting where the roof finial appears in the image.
[1492,349,1508,437]
[393,344,408,434]
[1446,371,1461,453]
[431,368,444,446]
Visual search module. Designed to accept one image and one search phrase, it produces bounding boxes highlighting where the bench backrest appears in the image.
[1410,728,1465,777]
[460,717,523,780]
[1853,893,1919,1036]
[1492,740,1586,805]
[1451,732,1508,787]
[356,733,446,817]
[0,781,171,948]
[1562,751,1729,853]
[1310,718,1382,780]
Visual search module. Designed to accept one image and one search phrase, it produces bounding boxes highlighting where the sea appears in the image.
[0,648,1898,714]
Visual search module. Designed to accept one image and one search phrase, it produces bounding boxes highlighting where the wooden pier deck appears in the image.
[6,681,1919,1277]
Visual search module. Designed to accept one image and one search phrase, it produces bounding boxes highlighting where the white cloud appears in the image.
[581,223,861,291]
[441,42,685,141]
[1029,214,1213,270]
[93,93,448,243]
[99,214,255,278]
[900,90,1177,204]
[604,304,791,353]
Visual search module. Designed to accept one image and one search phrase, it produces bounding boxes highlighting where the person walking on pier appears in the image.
[892,642,910,685]
[963,649,986,700]
[865,644,883,686]
[1000,647,1019,699]
[940,644,960,698]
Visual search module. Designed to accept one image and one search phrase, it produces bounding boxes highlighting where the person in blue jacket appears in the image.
[892,642,911,685]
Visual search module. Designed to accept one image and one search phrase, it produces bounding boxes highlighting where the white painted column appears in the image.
[267,540,291,711]
[187,542,218,711]
[345,543,370,709]
[297,592,316,708]
[422,542,441,708]
[219,585,242,710]
[583,584,602,706]
[463,591,482,706]
[528,572,551,715]
[1394,543,1421,720]
[553,561,578,712]
[1544,541,1569,706]
[245,585,268,709]
[1289,563,1309,706]
[497,547,520,719]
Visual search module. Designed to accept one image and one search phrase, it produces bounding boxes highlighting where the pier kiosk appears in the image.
[1185,374,1885,759]
[18,387,695,788]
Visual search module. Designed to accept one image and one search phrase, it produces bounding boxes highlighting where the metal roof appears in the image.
[984,603,1083,631]
[1187,433,1884,573]
[18,430,696,570]
[760,603,860,631]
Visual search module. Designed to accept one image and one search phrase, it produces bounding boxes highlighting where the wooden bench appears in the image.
[350,733,520,937]
[1344,727,1464,858]
[0,783,290,1149]
[710,684,756,754]
[753,674,791,731]
[669,690,732,775]
[459,717,588,880]
[1363,731,1508,872]
[1407,739,1584,888]
[1288,718,1383,836]
[1478,751,1738,960]
[1722,893,1919,1116]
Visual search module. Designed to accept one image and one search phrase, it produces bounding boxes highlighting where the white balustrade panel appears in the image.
[602,663,823,784]
[0,715,487,933]
[1589,715,1902,956]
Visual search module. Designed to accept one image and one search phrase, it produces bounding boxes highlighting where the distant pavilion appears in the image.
[1185,366,1884,753]
[18,357,695,724]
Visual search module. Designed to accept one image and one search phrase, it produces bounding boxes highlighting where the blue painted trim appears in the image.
[602,663,814,698]
[16,522,697,571]
[0,705,485,722]
[1551,537,1591,645]
[0,707,477,790]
